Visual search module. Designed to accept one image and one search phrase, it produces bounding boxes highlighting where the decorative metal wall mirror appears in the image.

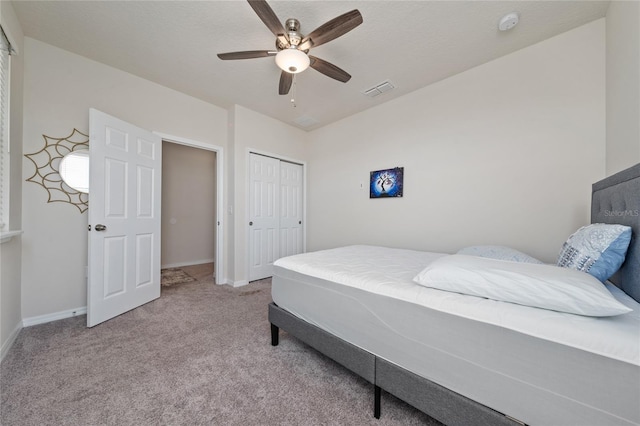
[59,149,89,193]
[25,129,89,213]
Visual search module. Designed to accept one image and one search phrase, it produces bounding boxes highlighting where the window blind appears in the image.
[0,27,11,229]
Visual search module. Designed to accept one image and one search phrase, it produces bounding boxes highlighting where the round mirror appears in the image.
[59,150,90,193]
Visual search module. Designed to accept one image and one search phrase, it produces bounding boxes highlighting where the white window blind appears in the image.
[0,26,11,230]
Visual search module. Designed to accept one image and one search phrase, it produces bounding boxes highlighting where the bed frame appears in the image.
[269,163,640,425]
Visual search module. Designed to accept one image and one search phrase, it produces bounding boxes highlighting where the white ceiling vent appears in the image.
[294,115,319,128]
[363,80,395,98]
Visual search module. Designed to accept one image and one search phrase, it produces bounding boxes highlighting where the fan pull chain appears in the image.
[291,74,297,108]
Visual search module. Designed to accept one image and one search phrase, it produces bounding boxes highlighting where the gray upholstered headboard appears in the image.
[591,163,640,303]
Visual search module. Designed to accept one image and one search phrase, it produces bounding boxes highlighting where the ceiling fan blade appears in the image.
[298,9,362,51]
[247,0,289,44]
[309,56,351,83]
[279,71,293,95]
[217,50,276,60]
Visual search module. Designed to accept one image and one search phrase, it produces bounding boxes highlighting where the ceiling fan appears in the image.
[217,0,363,95]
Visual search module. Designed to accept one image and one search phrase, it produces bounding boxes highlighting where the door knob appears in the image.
[95,224,107,231]
[249,221,253,226]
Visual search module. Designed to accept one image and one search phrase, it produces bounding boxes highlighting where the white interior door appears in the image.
[279,161,303,257]
[249,153,280,281]
[87,109,162,327]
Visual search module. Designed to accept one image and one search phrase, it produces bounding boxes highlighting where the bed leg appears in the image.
[271,323,279,346]
[374,385,381,419]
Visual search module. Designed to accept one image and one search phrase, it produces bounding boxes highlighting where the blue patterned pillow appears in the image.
[557,224,632,282]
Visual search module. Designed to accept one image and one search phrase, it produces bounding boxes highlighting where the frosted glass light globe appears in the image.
[275,49,310,74]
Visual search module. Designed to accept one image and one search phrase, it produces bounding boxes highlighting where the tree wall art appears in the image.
[370,167,403,198]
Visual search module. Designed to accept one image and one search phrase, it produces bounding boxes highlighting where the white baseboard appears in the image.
[22,306,87,328]
[0,322,22,363]
[161,259,215,269]
[225,279,248,287]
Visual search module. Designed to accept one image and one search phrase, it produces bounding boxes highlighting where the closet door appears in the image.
[249,153,304,282]
[280,161,303,258]
[249,154,280,281]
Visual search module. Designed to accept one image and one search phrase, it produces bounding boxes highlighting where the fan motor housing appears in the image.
[284,18,302,48]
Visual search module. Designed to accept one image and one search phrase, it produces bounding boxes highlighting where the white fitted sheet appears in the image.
[272,245,640,426]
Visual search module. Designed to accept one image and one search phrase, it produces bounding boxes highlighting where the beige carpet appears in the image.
[0,269,440,425]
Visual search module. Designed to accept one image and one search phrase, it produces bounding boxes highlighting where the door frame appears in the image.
[156,132,224,285]
[245,148,306,283]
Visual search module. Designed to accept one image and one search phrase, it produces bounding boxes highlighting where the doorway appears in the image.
[161,142,216,276]
[157,134,224,285]
[86,110,224,327]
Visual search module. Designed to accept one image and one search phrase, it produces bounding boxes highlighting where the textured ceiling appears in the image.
[12,0,610,130]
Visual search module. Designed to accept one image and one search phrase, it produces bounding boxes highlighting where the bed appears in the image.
[269,164,640,426]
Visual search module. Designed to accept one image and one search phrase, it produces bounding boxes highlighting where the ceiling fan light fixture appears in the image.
[275,48,310,74]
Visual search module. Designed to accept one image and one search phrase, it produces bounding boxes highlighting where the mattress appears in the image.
[272,245,640,426]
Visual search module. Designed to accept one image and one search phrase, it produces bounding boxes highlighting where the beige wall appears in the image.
[21,38,228,321]
[606,1,640,175]
[161,142,216,268]
[307,20,606,263]
[0,0,24,359]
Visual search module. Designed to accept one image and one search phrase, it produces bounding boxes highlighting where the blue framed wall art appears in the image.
[370,167,403,198]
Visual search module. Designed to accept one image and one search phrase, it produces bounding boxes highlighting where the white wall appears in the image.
[307,20,606,263]
[21,38,228,320]
[229,105,309,285]
[0,0,25,359]
[161,142,216,268]
[8,10,629,338]
[606,1,640,175]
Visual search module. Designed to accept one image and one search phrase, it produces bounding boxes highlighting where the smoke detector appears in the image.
[498,12,519,31]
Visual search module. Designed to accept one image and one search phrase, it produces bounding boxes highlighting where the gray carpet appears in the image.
[1,273,441,425]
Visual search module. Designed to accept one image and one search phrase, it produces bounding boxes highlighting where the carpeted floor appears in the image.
[0,264,441,425]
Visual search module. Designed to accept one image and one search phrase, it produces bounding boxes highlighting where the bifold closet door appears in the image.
[279,160,303,258]
[249,153,303,281]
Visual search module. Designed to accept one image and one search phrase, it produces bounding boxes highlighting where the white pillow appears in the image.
[457,245,543,264]
[413,255,631,317]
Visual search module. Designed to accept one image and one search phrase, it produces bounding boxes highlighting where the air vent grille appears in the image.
[294,115,319,127]
[363,80,395,97]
